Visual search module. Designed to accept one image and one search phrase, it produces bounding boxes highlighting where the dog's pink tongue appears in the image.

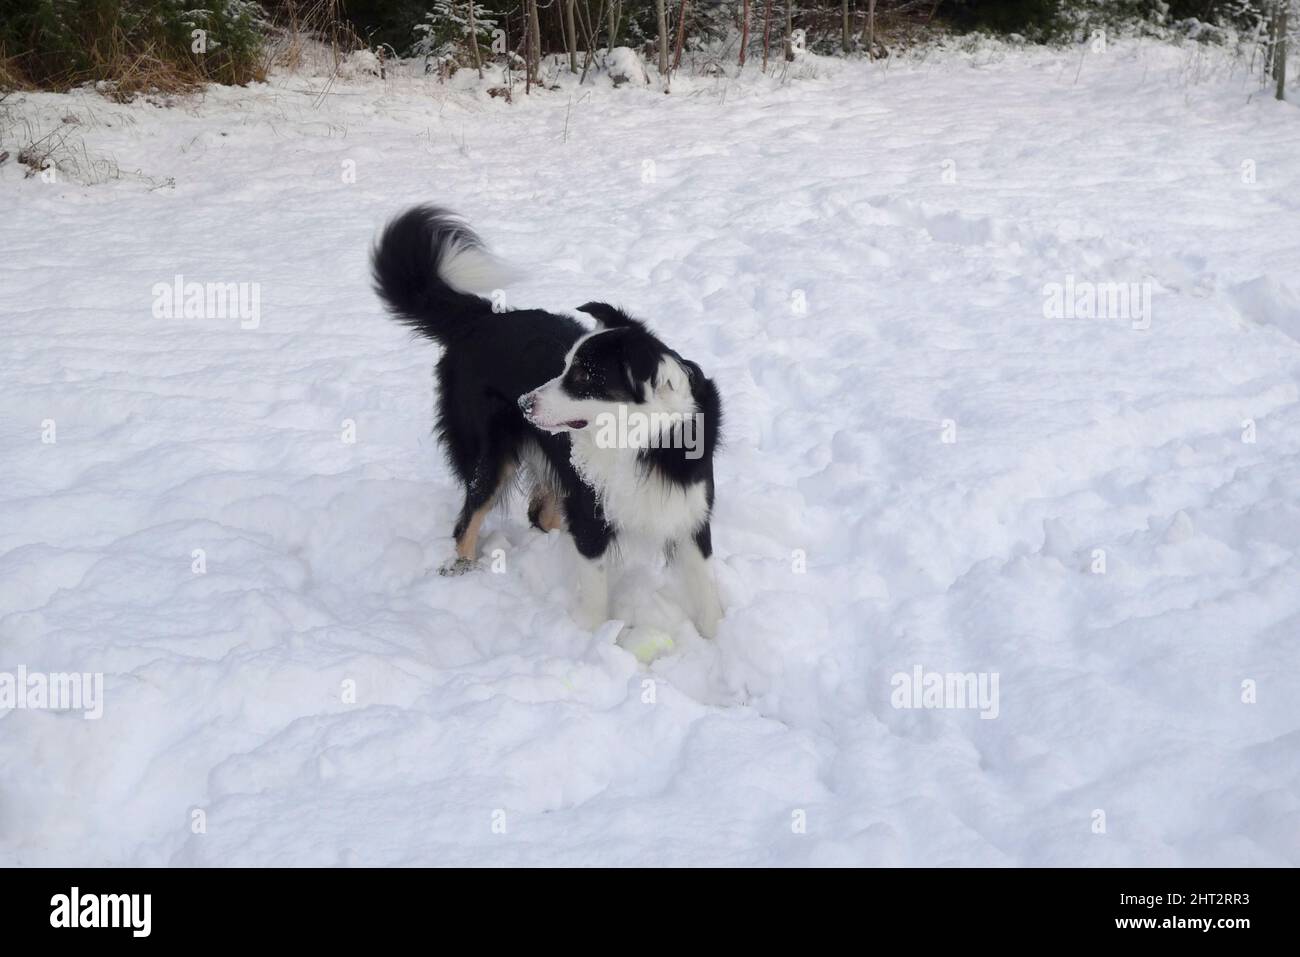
[565,420,588,430]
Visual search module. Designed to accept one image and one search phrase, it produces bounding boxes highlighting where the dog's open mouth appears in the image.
[527,415,588,433]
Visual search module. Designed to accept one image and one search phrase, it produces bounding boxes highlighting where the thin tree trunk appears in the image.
[1265,4,1276,78]
[740,0,750,66]
[1277,1,1289,100]
[656,0,669,76]
[468,0,483,78]
[505,20,513,96]
[556,1,568,68]
[608,0,620,48]
[859,0,875,53]
[578,0,604,83]
[841,0,849,53]
[565,0,579,71]
[531,0,543,77]
[672,0,689,73]
[762,0,774,71]
[784,1,794,62]
[528,0,542,86]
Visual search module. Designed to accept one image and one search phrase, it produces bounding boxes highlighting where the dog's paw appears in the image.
[692,608,722,640]
[437,557,480,577]
[571,603,609,631]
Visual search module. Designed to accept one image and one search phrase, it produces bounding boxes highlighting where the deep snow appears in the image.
[2,40,1299,866]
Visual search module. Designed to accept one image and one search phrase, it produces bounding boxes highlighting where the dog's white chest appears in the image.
[570,439,708,542]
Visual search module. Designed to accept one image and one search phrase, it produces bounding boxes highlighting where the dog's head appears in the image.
[518,303,699,436]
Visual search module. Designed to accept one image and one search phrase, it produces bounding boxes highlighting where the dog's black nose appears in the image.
[518,393,535,414]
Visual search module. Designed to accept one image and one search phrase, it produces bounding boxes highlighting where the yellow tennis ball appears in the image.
[619,626,675,664]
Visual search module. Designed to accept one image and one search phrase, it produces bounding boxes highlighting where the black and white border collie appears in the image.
[371,206,724,638]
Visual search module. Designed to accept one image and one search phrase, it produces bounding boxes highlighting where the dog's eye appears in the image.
[570,367,591,387]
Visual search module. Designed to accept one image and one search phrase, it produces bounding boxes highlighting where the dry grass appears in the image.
[89,43,208,102]
[262,0,366,76]
[0,54,27,93]
[4,114,121,185]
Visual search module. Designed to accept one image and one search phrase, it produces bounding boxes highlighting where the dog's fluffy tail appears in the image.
[371,205,515,343]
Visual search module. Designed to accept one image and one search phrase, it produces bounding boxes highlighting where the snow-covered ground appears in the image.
[2,40,1299,866]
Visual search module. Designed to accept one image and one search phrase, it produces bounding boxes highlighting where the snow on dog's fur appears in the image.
[371,206,724,638]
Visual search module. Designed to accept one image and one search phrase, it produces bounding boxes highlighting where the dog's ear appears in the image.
[618,334,661,402]
[577,301,644,331]
[652,356,690,397]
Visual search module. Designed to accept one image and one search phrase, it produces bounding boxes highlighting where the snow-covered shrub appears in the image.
[605,46,649,86]
[338,48,383,79]
[412,0,497,62]
[788,27,807,58]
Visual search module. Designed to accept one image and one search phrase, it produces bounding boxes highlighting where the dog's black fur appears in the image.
[370,207,722,611]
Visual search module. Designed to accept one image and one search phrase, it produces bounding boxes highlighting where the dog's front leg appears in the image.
[568,498,613,631]
[574,551,609,630]
[679,524,723,639]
